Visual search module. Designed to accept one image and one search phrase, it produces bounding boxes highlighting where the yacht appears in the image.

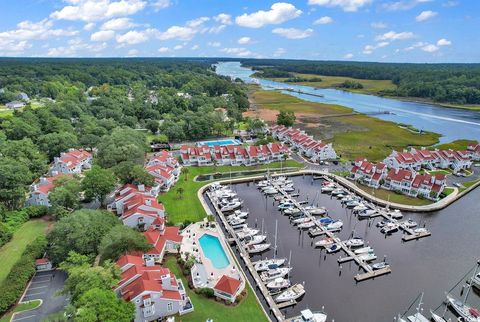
[231,223,247,230]
[264,188,278,195]
[371,262,389,270]
[298,221,316,229]
[381,222,399,234]
[266,277,290,290]
[247,243,271,254]
[326,243,341,253]
[318,217,334,225]
[413,227,428,235]
[291,309,327,322]
[471,272,480,290]
[358,209,376,219]
[331,188,344,196]
[321,185,335,193]
[228,218,246,226]
[354,246,373,254]
[275,284,305,303]
[278,203,295,210]
[244,234,267,247]
[220,201,243,212]
[358,252,377,262]
[388,209,404,219]
[430,311,449,322]
[305,206,327,216]
[446,294,480,322]
[346,200,360,208]
[284,186,296,192]
[292,217,312,225]
[315,237,335,248]
[325,221,343,231]
[400,219,418,229]
[254,258,286,272]
[232,209,249,218]
[353,204,368,212]
[260,267,292,282]
[345,237,364,248]
[236,227,259,240]
[284,208,301,215]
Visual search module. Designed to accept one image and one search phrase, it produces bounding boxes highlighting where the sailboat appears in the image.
[430,311,449,322]
[275,283,305,303]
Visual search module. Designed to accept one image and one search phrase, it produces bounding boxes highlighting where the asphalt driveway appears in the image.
[12,270,69,322]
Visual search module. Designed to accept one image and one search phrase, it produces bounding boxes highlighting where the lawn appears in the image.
[442,187,455,196]
[434,139,478,151]
[354,183,433,206]
[459,179,480,192]
[159,161,302,224]
[249,89,440,161]
[0,220,49,284]
[0,300,42,322]
[164,257,268,322]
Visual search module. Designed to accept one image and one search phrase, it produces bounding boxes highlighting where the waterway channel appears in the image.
[215,62,480,144]
[206,175,480,321]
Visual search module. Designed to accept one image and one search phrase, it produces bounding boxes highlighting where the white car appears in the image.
[454,183,462,188]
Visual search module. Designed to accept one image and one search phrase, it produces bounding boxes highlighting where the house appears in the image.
[120,194,165,230]
[213,275,243,303]
[17,92,29,101]
[383,168,446,200]
[108,184,160,214]
[35,258,53,271]
[116,254,193,321]
[350,158,387,188]
[467,144,480,161]
[383,168,416,195]
[143,221,183,263]
[50,149,92,174]
[5,101,26,109]
[384,150,423,171]
[26,172,70,207]
[180,145,213,166]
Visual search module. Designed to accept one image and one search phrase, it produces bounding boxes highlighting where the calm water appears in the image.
[208,176,480,321]
[215,62,480,144]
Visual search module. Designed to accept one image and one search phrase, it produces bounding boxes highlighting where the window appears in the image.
[167,302,173,311]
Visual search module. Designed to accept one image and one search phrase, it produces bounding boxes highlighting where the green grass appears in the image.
[164,257,268,322]
[459,179,480,192]
[442,187,455,196]
[159,161,302,224]
[355,183,433,206]
[434,139,478,151]
[428,169,451,175]
[0,300,42,322]
[0,220,48,284]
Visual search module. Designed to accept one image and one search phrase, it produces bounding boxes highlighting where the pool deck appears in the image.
[181,221,244,290]
[197,138,241,147]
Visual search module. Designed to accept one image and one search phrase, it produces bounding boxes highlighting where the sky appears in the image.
[0,0,478,62]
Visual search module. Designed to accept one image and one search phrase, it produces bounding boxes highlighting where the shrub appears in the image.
[0,222,13,248]
[0,236,47,315]
[25,206,49,218]
[198,287,215,298]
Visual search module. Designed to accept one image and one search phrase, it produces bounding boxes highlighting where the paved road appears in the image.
[13,270,69,322]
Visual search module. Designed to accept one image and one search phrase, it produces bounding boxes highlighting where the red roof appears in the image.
[144,226,183,255]
[214,275,241,296]
[35,258,50,265]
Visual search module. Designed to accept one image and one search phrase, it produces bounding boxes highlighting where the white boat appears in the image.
[292,217,312,225]
[321,186,335,193]
[264,188,278,195]
[353,204,368,212]
[354,246,373,254]
[284,186,296,192]
[371,262,389,270]
[400,219,418,228]
[275,284,305,303]
[446,294,480,322]
[413,227,428,235]
[346,200,360,208]
[291,309,327,322]
[244,234,267,247]
[471,272,480,290]
[358,209,376,218]
[229,218,246,226]
[236,228,259,240]
[298,221,316,229]
[315,237,335,248]
[388,209,404,219]
[221,201,242,212]
[231,223,247,230]
[260,267,292,282]
[406,313,430,322]
[326,243,341,253]
[430,311,448,322]
[345,237,364,248]
[247,243,271,254]
[233,209,249,218]
[284,208,301,215]
[305,206,327,216]
[381,222,399,234]
[358,252,377,262]
[325,221,343,231]
[266,277,290,290]
[331,188,344,196]
[254,258,286,272]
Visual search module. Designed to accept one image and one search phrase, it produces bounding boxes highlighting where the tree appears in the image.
[82,166,116,206]
[181,167,189,181]
[145,119,159,134]
[37,132,79,161]
[176,187,185,199]
[49,176,82,213]
[276,110,296,127]
[0,158,33,210]
[96,128,147,168]
[75,288,135,322]
[47,209,120,264]
[99,225,151,262]
[113,162,155,187]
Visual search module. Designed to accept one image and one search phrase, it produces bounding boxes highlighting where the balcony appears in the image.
[179,297,194,315]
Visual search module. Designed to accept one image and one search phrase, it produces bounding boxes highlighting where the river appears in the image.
[207,176,480,322]
[215,62,480,144]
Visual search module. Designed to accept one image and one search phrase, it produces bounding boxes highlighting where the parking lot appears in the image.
[12,270,68,322]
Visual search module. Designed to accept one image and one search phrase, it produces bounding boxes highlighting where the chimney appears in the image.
[145,198,152,206]
[395,168,399,174]
[138,184,145,192]
[144,257,155,267]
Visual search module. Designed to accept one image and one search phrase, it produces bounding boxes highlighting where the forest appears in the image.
[241,59,480,104]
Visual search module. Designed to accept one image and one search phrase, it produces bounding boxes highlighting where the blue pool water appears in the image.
[197,139,241,147]
[199,234,230,269]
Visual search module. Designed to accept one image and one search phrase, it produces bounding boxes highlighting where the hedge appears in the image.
[0,236,47,315]
[0,206,49,248]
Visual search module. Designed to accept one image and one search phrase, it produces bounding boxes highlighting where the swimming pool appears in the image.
[197,139,241,147]
[199,234,230,269]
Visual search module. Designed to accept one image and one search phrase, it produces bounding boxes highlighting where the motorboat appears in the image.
[266,277,290,290]
[247,243,271,254]
[346,200,360,208]
[354,246,373,254]
[260,267,292,282]
[400,219,418,229]
[321,186,335,193]
[358,209,376,219]
[305,206,327,216]
[221,201,243,212]
[325,221,343,231]
[413,227,428,235]
[315,237,335,248]
[446,294,480,322]
[244,234,267,247]
[298,221,316,229]
[278,203,295,210]
[345,237,364,248]
[471,272,480,290]
[331,188,344,196]
[335,193,346,199]
[254,258,286,272]
[284,208,301,215]
[264,188,278,195]
[388,209,404,219]
[381,222,399,234]
[318,217,334,225]
[228,218,246,226]
[353,204,368,212]
[371,262,389,270]
[326,243,341,253]
[430,311,449,322]
[233,209,249,218]
[292,217,312,225]
[231,223,247,230]
[275,284,305,303]
[284,186,296,192]
[358,252,377,262]
[376,220,392,228]
[405,313,430,322]
[291,309,327,322]
[236,228,259,239]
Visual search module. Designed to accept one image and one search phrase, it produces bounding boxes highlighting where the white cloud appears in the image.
[158,46,170,53]
[371,22,387,29]
[51,0,147,22]
[416,10,437,22]
[127,48,139,56]
[362,41,389,54]
[208,25,226,34]
[343,53,354,59]
[156,26,197,40]
[46,38,107,57]
[238,36,251,45]
[91,30,115,41]
[173,44,183,50]
[375,30,415,41]
[314,16,333,25]
[437,38,451,46]
[235,3,302,28]
[273,47,286,57]
[116,30,148,44]
[191,44,199,50]
[442,1,458,7]
[84,22,96,31]
[208,41,221,47]
[101,17,136,30]
[308,0,373,12]
[404,41,426,51]
[187,17,209,28]
[272,27,313,39]
[213,13,233,25]
[421,44,439,52]
[220,47,253,57]
[383,0,432,11]
[152,0,171,11]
